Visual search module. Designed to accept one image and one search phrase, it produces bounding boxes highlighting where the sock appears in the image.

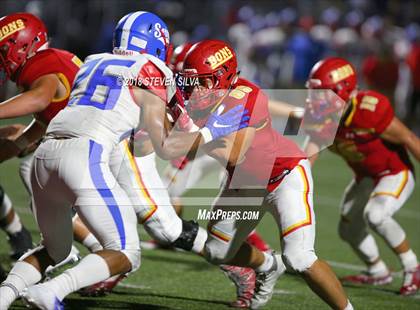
[0,261,42,308]
[357,234,380,263]
[192,227,208,254]
[255,252,274,273]
[368,259,388,276]
[0,191,12,219]
[246,230,271,252]
[399,249,418,271]
[46,253,110,301]
[344,300,354,310]
[4,212,23,235]
[82,233,103,253]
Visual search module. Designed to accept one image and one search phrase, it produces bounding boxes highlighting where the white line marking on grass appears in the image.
[118,283,151,290]
[327,260,403,278]
[273,289,295,295]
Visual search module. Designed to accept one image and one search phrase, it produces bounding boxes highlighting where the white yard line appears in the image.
[117,282,151,290]
[327,260,404,278]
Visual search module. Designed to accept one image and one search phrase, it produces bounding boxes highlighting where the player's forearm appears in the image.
[157,130,204,160]
[305,141,321,166]
[14,119,46,151]
[0,90,50,119]
[405,133,420,162]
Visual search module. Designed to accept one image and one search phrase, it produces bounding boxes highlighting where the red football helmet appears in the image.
[306,57,357,102]
[170,42,193,73]
[0,13,48,84]
[181,39,238,111]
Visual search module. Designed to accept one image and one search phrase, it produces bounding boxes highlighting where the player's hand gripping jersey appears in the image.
[193,78,306,191]
[47,52,175,148]
[308,90,413,181]
[16,48,81,125]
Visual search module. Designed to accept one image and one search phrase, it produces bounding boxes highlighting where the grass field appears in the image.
[0,117,419,309]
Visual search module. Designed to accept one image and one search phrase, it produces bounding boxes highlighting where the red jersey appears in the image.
[193,78,305,191]
[16,48,82,125]
[308,90,413,181]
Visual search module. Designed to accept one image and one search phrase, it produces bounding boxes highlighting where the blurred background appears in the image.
[1,0,420,131]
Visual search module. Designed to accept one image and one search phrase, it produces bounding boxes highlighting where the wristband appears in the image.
[199,127,213,143]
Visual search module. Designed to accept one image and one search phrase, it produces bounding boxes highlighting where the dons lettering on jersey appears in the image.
[0,19,25,41]
[330,64,354,83]
[208,46,233,70]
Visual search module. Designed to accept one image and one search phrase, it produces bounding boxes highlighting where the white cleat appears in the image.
[250,254,286,309]
[21,284,64,310]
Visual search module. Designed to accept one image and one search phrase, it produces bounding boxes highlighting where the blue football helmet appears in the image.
[113,11,170,62]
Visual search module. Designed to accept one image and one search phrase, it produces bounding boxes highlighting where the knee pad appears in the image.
[203,240,231,265]
[122,248,141,273]
[365,206,388,228]
[282,249,317,273]
[172,220,199,251]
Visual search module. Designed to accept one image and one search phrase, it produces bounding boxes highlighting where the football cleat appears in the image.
[21,284,64,310]
[340,272,393,286]
[400,265,420,296]
[7,226,33,260]
[220,265,256,308]
[250,254,285,309]
[79,274,126,297]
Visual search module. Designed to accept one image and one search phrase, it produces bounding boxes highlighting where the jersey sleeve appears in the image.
[356,92,394,134]
[17,50,67,88]
[133,55,175,104]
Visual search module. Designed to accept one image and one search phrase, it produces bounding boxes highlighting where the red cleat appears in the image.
[79,274,126,297]
[246,231,270,252]
[400,265,420,296]
[340,272,393,286]
[220,265,256,308]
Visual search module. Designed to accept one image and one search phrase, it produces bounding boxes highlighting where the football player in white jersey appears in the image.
[0,11,249,309]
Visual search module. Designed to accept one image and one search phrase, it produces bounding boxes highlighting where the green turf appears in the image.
[0,121,419,308]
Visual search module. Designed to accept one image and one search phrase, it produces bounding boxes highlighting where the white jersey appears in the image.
[47,52,175,148]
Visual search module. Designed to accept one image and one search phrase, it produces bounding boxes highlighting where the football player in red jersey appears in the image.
[180,40,353,310]
[0,12,100,271]
[304,57,420,296]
